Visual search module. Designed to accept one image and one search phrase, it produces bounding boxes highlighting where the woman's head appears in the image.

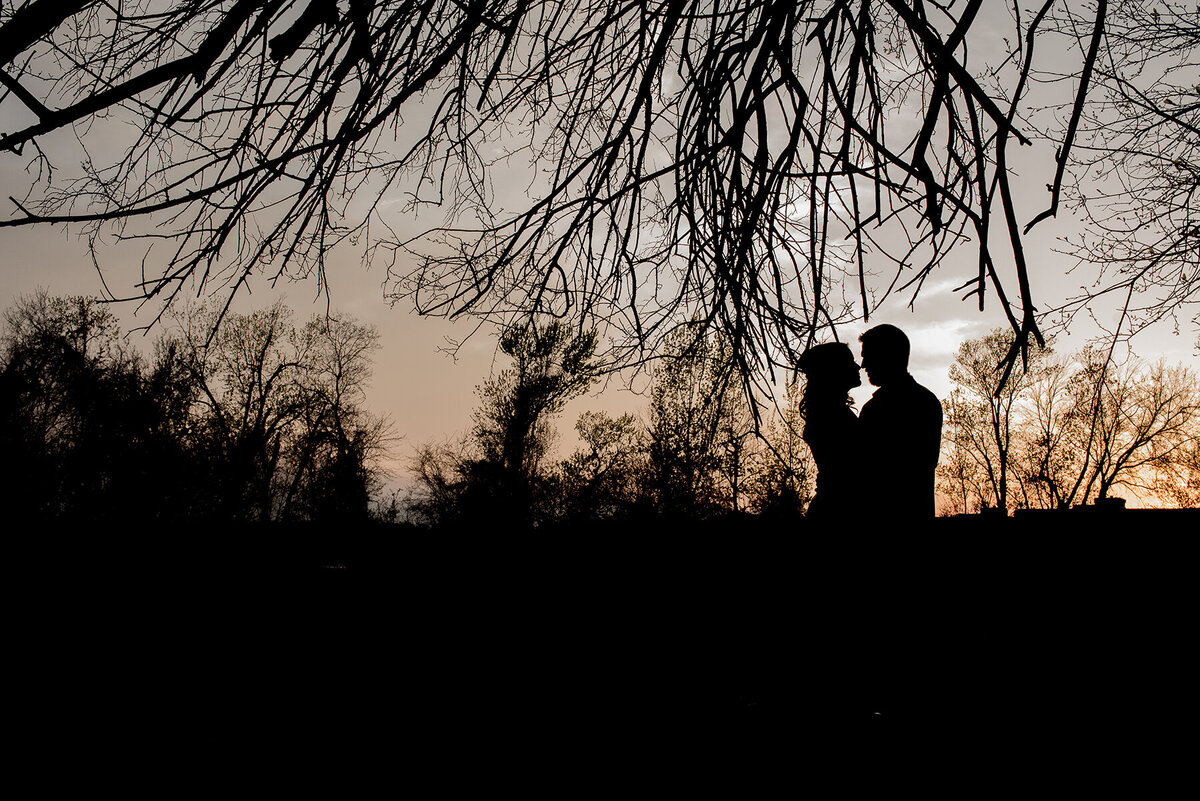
[797,342,861,397]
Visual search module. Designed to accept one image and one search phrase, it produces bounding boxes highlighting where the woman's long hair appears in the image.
[796,342,856,417]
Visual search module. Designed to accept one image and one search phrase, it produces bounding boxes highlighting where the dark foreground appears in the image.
[18,508,1198,788]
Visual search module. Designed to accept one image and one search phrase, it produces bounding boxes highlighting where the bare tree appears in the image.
[1043,1,1199,344]
[713,386,756,512]
[1167,437,1200,508]
[284,312,389,520]
[407,434,477,527]
[554,409,645,521]
[744,374,815,518]
[643,322,742,516]
[171,300,307,518]
[1011,352,1080,509]
[1074,352,1200,504]
[935,401,988,515]
[168,298,389,520]
[410,318,598,527]
[472,320,598,483]
[0,290,147,521]
[0,1,1125,395]
[978,343,1200,509]
[942,327,1051,513]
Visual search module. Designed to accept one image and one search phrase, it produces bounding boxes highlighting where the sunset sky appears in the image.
[1,3,1197,493]
[2,205,1196,494]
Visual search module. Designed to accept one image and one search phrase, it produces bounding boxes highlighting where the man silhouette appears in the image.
[858,324,942,521]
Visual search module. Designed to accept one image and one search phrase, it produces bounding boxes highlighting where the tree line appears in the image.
[0,291,389,527]
[409,319,1200,528]
[406,319,816,529]
[939,329,1200,515]
[3,291,1196,530]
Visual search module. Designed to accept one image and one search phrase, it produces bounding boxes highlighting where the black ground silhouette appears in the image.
[17,507,1197,786]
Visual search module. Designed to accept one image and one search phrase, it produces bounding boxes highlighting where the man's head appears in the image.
[859,324,910,387]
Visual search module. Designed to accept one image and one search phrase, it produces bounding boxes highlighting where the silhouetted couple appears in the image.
[797,324,942,525]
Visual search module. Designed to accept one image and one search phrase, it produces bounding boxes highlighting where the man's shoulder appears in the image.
[864,375,941,414]
[910,376,941,404]
[908,377,943,419]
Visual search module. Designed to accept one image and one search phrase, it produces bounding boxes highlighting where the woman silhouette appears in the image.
[796,342,862,523]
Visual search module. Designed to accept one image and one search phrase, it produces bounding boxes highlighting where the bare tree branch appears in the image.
[0,0,1144,398]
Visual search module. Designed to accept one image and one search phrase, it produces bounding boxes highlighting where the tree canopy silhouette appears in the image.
[939,328,1200,513]
[4,1,1183,392]
[0,290,391,525]
[410,318,597,528]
